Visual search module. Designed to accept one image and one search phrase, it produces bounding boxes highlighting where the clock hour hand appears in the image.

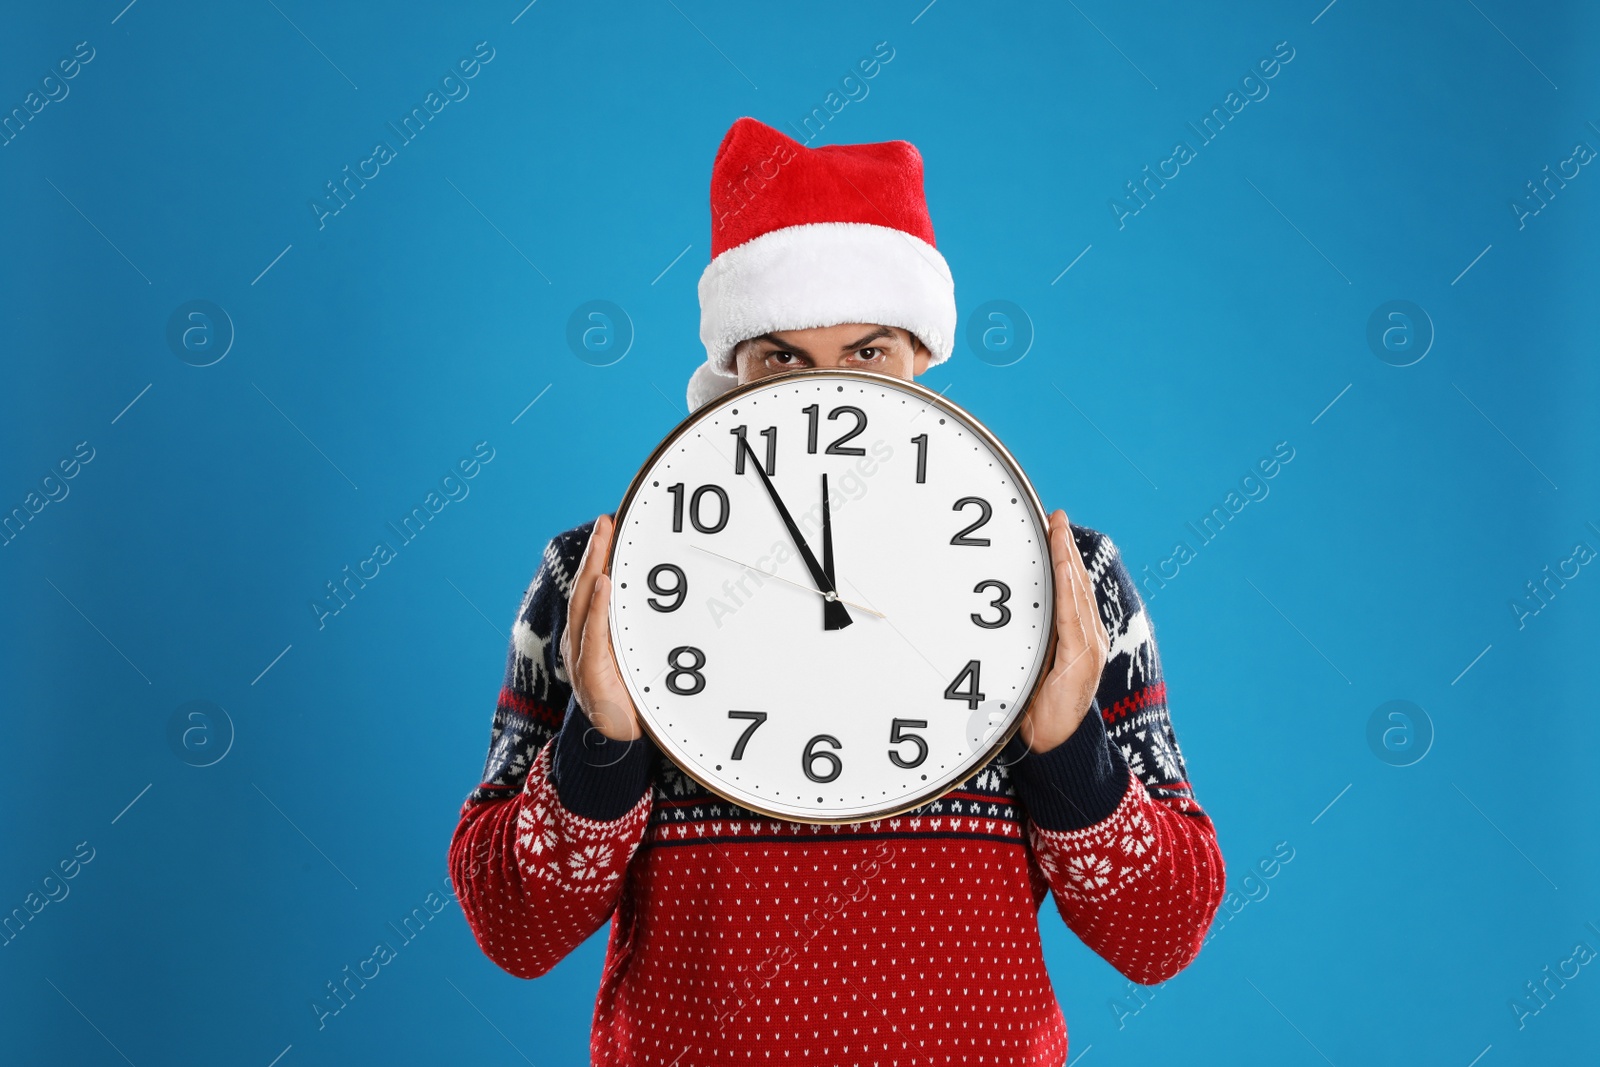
[735,435,853,630]
[821,472,836,593]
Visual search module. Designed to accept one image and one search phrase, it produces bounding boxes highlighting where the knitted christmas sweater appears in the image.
[449,515,1225,1066]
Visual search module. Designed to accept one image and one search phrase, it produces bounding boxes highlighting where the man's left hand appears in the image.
[1017,509,1110,754]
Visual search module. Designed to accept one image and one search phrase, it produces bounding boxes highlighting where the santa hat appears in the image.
[687,117,956,411]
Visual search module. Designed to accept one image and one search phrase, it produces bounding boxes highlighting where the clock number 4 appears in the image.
[950,497,992,546]
[727,710,767,759]
[943,659,986,710]
[667,483,729,534]
[730,425,777,476]
[802,404,867,455]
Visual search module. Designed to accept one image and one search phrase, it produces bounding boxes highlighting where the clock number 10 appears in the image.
[667,483,729,534]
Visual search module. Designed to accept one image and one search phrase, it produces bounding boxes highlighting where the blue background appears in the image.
[3,1,1597,1064]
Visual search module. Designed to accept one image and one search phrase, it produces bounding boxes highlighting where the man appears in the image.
[449,117,1225,1066]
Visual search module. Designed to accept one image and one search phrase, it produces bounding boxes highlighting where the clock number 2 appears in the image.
[802,734,843,783]
[802,404,868,455]
[943,659,986,710]
[727,710,767,759]
[887,718,929,769]
[950,497,992,546]
[665,645,706,695]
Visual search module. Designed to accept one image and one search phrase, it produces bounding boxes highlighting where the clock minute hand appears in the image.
[735,435,853,631]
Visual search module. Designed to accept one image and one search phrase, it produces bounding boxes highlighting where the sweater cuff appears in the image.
[1007,699,1134,832]
[548,692,655,821]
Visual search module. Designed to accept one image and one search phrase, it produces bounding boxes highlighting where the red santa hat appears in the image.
[687,117,956,411]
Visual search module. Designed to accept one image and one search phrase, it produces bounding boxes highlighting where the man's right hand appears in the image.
[561,513,643,744]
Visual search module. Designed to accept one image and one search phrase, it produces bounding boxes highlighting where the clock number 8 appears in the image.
[802,734,842,783]
[887,718,928,769]
[665,645,706,695]
[943,659,986,710]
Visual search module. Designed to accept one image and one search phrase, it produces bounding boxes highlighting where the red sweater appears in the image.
[449,518,1225,1066]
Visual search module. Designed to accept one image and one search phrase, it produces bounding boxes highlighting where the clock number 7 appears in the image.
[943,659,986,710]
[727,710,767,759]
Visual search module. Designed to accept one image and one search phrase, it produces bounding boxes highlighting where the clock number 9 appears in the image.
[950,497,992,546]
[971,579,1011,628]
[943,659,986,710]
[667,483,729,534]
[802,404,868,455]
[802,734,843,783]
[647,564,687,612]
[887,718,929,769]
[665,645,706,695]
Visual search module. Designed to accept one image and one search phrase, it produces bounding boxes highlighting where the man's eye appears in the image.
[768,351,798,364]
[855,347,882,360]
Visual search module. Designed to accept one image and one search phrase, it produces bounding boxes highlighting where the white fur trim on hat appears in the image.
[696,221,956,377]
[686,358,740,412]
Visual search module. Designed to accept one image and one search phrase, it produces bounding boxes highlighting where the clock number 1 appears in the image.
[943,659,986,710]
[727,710,767,759]
[911,433,928,483]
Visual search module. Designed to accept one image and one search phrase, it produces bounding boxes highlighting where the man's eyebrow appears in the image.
[840,326,893,350]
[749,332,808,354]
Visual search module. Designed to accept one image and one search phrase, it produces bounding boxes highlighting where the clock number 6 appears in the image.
[971,579,1011,628]
[943,659,986,710]
[665,645,706,695]
[887,718,928,769]
[727,710,767,759]
[802,734,843,783]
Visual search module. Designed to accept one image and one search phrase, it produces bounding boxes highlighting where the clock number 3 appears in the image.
[971,579,1011,628]
[665,645,706,695]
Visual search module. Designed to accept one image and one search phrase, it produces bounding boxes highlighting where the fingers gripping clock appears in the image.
[607,369,1057,824]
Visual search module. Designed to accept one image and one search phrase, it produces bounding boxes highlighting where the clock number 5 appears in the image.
[943,659,986,710]
[950,497,992,546]
[802,734,843,783]
[727,710,767,759]
[887,718,928,769]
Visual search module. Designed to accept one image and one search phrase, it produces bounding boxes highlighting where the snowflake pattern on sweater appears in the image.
[450,515,1225,1067]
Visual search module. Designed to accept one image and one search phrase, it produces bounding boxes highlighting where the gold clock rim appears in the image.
[604,367,1060,826]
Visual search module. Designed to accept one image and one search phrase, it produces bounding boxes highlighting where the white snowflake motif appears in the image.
[563,843,616,882]
[1119,734,1148,780]
[1118,809,1155,858]
[1148,726,1183,779]
[1065,852,1114,892]
[516,818,560,860]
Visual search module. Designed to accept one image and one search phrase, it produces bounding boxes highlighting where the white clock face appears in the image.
[608,369,1054,823]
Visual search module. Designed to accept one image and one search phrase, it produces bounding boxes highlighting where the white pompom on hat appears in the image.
[686,117,956,412]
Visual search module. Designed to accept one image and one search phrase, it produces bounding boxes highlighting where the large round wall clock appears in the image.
[606,368,1056,824]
